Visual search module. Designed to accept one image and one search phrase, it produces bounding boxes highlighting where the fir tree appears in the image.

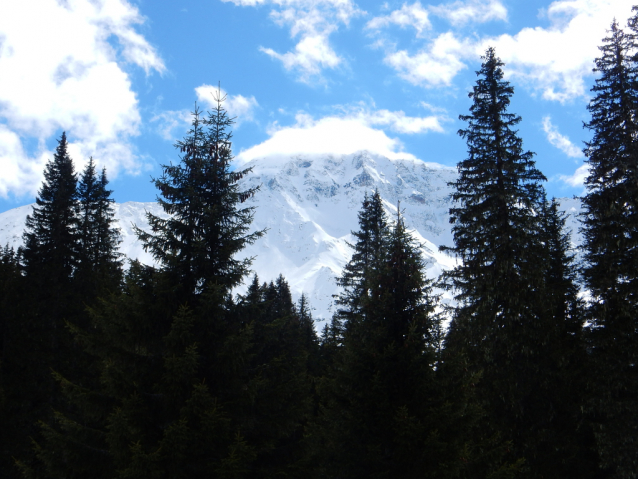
[136,95,264,298]
[442,48,588,477]
[22,132,78,282]
[236,276,318,478]
[20,132,80,404]
[24,95,275,479]
[334,189,390,332]
[581,18,638,478]
[76,158,122,295]
[0,246,31,479]
[316,200,455,478]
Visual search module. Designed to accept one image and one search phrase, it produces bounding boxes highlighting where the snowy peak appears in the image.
[0,150,582,326]
[238,151,458,323]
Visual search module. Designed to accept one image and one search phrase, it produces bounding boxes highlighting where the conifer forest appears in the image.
[2,10,638,479]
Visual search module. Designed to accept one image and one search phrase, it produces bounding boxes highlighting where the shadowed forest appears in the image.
[1,11,637,479]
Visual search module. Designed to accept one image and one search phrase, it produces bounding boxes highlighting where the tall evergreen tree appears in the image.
[333,189,390,332]
[136,96,263,298]
[0,246,31,479]
[236,275,318,478]
[581,18,638,479]
[22,132,78,281]
[442,48,589,477]
[76,158,122,295]
[12,132,82,477]
[316,199,459,478]
[23,94,279,479]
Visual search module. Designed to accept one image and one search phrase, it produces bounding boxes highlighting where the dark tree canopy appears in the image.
[442,48,595,478]
[136,94,264,298]
[581,18,638,479]
[22,132,78,282]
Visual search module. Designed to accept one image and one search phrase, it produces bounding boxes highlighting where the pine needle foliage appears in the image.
[581,18,638,479]
[22,132,79,281]
[136,93,264,298]
[441,48,593,478]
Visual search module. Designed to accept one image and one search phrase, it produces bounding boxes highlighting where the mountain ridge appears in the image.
[0,150,582,326]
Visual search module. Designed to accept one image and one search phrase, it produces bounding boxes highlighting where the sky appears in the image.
[0,0,635,214]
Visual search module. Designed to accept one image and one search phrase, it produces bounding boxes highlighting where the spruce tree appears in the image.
[0,246,31,479]
[24,95,275,479]
[236,276,318,478]
[11,133,84,478]
[316,199,455,478]
[22,131,79,282]
[442,48,588,477]
[21,133,80,401]
[334,189,390,330]
[581,18,638,478]
[76,158,122,296]
[136,96,263,298]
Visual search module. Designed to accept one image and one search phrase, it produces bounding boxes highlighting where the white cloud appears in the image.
[0,0,164,199]
[483,0,635,102]
[430,0,507,25]
[152,86,259,141]
[560,163,589,187]
[542,116,583,158]
[237,107,445,162]
[366,2,431,37]
[150,110,193,141]
[0,126,49,198]
[349,107,447,133]
[384,32,473,86]
[371,0,634,101]
[238,115,412,162]
[195,85,259,122]
[222,0,363,81]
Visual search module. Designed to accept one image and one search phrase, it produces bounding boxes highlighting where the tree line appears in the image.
[0,11,637,479]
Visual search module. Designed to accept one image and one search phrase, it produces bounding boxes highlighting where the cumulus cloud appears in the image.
[0,0,164,199]
[542,116,583,158]
[384,32,473,86]
[560,163,589,187]
[150,110,194,141]
[370,0,634,101]
[480,0,634,101]
[366,2,431,37]
[238,115,412,162]
[0,126,49,198]
[222,0,363,81]
[237,107,445,162]
[429,0,507,25]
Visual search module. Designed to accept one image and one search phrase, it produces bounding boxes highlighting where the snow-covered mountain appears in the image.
[0,151,582,327]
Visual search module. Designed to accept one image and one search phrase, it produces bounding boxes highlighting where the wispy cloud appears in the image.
[223,0,363,82]
[151,86,259,141]
[429,0,507,25]
[343,105,448,133]
[384,32,473,86]
[366,2,431,37]
[560,164,589,187]
[542,116,583,158]
[368,0,634,102]
[195,85,259,122]
[479,0,634,102]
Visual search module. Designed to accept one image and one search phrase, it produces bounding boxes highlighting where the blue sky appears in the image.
[0,0,635,213]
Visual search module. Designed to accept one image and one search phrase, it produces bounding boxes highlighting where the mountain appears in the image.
[0,151,582,327]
